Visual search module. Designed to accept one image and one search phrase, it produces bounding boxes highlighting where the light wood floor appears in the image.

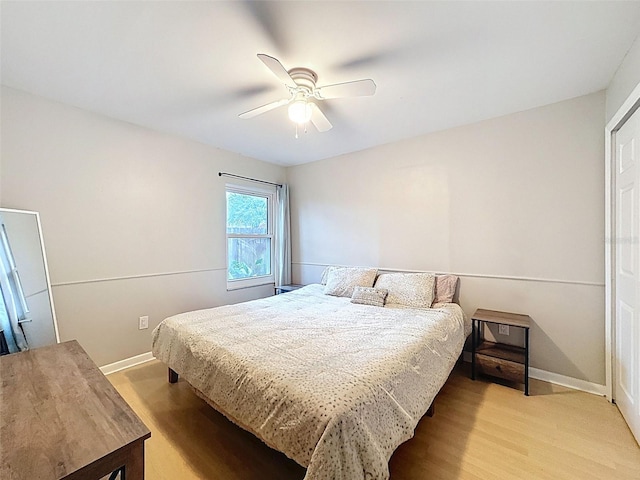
[107,360,640,480]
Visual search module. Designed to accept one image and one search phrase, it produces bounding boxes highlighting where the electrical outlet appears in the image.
[139,315,149,330]
[498,324,510,336]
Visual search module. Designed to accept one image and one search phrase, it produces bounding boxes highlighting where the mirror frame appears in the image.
[0,207,59,344]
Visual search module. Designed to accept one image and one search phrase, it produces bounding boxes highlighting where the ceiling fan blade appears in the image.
[239,98,290,119]
[315,79,376,99]
[257,54,297,89]
[310,103,333,132]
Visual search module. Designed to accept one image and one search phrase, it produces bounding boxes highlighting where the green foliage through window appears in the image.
[226,192,268,234]
[227,239,270,279]
[226,189,272,281]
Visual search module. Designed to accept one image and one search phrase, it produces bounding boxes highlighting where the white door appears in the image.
[615,107,640,444]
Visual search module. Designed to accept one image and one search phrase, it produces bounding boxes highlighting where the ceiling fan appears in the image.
[239,54,376,134]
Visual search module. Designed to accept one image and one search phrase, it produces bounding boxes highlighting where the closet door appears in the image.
[614,107,640,444]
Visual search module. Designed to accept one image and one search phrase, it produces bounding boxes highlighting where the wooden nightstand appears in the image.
[275,284,304,295]
[471,308,531,396]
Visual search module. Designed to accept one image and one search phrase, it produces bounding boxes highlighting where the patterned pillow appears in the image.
[350,286,388,307]
[324,267,378,298]
[374,272,436,308]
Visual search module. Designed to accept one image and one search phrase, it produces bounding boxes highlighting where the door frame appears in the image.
[605,81,640,402]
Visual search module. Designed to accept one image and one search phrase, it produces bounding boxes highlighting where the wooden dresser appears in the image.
[0,340,151,479]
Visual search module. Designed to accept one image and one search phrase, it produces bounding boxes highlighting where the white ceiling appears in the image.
[2,1,640,166]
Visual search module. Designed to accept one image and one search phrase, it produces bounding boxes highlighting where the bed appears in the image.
[152,270,469,480]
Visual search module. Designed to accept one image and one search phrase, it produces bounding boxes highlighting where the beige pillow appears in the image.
[350,286,388,307]
[374,272,436,308]
[434,274,459,304]
[324,267,377,298]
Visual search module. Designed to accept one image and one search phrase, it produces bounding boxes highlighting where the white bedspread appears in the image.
[152,284,469,480]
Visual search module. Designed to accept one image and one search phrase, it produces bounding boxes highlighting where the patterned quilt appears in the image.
[152,284,469,480]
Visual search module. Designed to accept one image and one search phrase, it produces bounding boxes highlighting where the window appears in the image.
[226,185,274,289]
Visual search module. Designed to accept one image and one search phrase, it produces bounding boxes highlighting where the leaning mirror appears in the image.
[0,208,58,354]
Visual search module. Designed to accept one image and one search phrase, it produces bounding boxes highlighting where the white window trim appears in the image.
[225,183,275,290]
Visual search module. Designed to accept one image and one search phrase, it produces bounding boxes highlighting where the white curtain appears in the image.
[275,184,292,287]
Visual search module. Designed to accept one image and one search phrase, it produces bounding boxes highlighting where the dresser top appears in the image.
[0,340,150,479]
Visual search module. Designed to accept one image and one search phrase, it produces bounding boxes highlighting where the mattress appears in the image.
[152,284,469,480]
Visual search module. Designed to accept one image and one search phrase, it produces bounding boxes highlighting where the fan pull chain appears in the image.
[294,123,309,139]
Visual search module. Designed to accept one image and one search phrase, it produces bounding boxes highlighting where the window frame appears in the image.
[225,183,275,290]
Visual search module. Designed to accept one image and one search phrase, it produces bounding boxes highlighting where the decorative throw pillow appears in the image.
[324,267,378,298]
[434,274,459,304]
[374,272,436,308]
[350,286,388,307]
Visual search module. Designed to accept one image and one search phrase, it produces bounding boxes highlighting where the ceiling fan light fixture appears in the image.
[288,100,312,125]
[239,54,375,133]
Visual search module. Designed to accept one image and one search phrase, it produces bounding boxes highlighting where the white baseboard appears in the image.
[100,351,155,375]
[462,352,606,396]
[528,367,606,396]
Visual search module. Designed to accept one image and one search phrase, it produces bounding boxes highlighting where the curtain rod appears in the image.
[218,172,282,188]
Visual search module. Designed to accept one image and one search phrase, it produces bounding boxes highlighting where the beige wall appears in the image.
[1,86,285,366]
[0,85,609,384]
[288,91,606,385]
[607,33,640,122]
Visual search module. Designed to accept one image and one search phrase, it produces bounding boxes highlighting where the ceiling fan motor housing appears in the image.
[288,67,318,93]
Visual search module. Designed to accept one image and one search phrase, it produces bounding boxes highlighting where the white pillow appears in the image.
[324,267,378,298]
[320,266,337,285]
[374,272,436,308]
